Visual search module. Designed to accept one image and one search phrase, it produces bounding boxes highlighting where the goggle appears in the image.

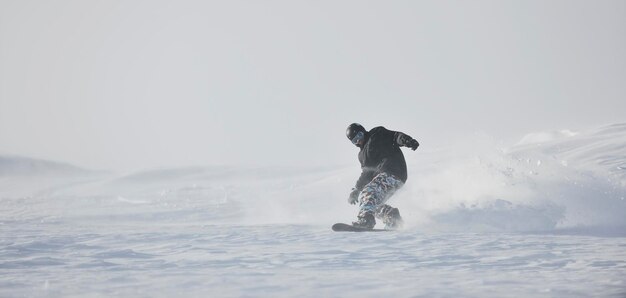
[351,131,365,145]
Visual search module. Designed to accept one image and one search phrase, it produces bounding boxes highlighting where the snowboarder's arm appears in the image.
[349,170,374,205]
[348,188,359,204]
[394,132,419,151]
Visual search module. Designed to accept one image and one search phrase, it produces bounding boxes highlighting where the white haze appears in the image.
[1,0,625,171]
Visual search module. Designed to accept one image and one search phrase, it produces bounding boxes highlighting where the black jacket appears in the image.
[354,126,413,190]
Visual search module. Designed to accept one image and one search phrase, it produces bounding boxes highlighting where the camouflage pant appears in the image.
[357,172,404,222]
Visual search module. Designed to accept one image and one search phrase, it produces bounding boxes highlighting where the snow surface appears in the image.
[1,124,626,297]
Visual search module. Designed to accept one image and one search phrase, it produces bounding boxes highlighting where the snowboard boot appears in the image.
[352,212,375,229]
[383,208,404,230]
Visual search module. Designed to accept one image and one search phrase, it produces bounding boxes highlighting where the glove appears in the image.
[348,188,360,205]
[395,132,419,151]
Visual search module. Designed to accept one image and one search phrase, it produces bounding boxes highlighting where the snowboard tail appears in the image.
[332,223,389,232]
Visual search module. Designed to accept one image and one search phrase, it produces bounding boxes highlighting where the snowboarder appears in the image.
[346,123,419,230]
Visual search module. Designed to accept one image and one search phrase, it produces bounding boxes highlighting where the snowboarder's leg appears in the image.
[375,205,404,230]
[354,172,403,229]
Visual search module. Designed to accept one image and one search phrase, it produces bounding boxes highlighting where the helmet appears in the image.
[346,123,366,143]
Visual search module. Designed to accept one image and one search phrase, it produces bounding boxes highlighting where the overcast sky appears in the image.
[1,0,624,171]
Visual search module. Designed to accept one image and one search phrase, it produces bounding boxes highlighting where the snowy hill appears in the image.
[402,123,626,234]
[0,155,109,198]
[1,124,625,297]
[1,124,625,233]
[511,123,626,183]
[0,155,95,177]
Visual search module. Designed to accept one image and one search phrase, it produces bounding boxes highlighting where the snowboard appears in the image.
[331,223,389,232]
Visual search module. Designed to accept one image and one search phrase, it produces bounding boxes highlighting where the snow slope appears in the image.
[401,123,626,235]
[1,124,625,297]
